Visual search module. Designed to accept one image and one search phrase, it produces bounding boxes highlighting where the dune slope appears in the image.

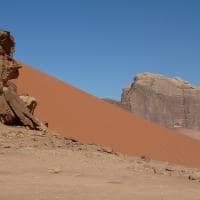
[14,65,200,167]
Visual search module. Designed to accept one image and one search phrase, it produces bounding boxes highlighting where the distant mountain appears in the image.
[105,73,200,131]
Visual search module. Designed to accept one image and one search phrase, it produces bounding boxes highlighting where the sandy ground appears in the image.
[0,125,200,200]
[174,128,200,140]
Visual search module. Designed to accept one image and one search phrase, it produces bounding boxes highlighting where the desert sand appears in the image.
[0,124,200,200]
[174,128,200,140]
[14,65,200,167]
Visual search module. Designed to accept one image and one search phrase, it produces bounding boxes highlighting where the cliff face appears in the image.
[0,30,45,130]
[109,73,200,130]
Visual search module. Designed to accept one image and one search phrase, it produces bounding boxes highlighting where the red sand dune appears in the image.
[15,65,200,167]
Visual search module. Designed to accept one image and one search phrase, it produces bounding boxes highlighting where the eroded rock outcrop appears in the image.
[0,30,45,130]
[106,73,200,131]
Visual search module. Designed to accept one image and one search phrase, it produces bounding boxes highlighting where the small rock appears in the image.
[32,138,38,142]
[3,145,11,148]
[152,167,164,175]
[98,146,114,154]
[141,155,151,162]
[165,167,175,172]
[48,167,62,174]
[189,172,200,181]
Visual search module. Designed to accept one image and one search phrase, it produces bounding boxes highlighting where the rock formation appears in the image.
[105,73,200,131]
[102,98,130,111]
[0,30,45,130]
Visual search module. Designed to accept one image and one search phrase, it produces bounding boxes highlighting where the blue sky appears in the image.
[1,0,200,99]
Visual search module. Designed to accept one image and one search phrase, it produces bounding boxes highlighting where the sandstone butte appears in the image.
[15,65,200,167]
[105,73,200,131]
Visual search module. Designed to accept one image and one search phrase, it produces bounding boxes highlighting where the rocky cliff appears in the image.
[106,73,200,131]
[0,30,46,130]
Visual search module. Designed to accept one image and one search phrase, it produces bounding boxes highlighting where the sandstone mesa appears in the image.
[105,73,200,131]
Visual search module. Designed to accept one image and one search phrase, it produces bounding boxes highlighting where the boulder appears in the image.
[4,87,41,129]
[19,95,37,114]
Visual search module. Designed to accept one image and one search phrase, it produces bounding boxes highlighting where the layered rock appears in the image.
[106,73,200,131]
[0,30,45,130]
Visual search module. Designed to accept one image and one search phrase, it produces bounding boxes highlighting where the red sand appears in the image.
[14,65,200,167]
